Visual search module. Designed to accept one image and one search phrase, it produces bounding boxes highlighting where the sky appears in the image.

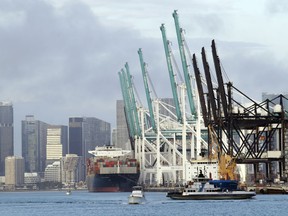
[0,0,287,155]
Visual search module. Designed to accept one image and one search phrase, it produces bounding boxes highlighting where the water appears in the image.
[0,191,287,216]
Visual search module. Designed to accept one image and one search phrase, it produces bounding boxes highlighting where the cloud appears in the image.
[0,0,147,122]
[266,0,288,14]
[0,0,163,154]
[1,0,287,156]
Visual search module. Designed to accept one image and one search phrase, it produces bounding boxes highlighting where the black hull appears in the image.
[87,173,140,192]
[167,191,256,200]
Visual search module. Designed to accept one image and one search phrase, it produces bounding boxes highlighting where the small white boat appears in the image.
[128,186,145,204]
[66,189,72,195]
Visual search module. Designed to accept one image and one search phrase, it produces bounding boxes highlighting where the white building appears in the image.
[24,172,41,184]
[44,161,61,182]
[46,125,68,166]
[5,156,24,189]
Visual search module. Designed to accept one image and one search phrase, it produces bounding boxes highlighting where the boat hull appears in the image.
[253,186,288,194]
[87,173,140,192]
[168,191,256,200]
[128,196,145,204]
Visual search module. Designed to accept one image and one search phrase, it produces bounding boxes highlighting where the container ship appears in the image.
[86,146,140,192]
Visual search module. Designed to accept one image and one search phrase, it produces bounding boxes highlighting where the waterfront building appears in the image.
[0,176,4,183]
[24,172,41,185]
[44,161,61,182]
[60,154,83,185]
[5,156,24,189]
[46,125,68,166]
[0,102,13,176]
[22,115,48,175]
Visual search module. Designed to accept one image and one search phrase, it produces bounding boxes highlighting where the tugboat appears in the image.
[167,171,256,200]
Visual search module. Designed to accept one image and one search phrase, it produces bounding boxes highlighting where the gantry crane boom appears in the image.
[138,48,156,132]
[160,24,182,123]
[201,47,218,122]
[124,63,141,137]
[192,54,208,127]
[173,10,196,119]
[118,70,136,139]
[211,40,228,119]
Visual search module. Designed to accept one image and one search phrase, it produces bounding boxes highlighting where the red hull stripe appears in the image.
[94,187,120,192]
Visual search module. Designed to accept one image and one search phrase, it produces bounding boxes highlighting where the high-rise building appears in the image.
[46,125,68,166]
[116,100,130,150]
[112,128,117,146]
[5,156,24,189]
[69,117,111,161]
[0,102,13,176]
[22,115,48,175]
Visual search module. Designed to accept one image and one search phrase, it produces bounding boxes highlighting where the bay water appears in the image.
[0,190,287,216]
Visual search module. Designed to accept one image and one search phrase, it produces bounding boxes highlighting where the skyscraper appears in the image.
[0,102,13,176]
[69,117,110,180]
[46,125,68,166]
[22,115,48,175]
[69,117,111,161]
[5,156,24,189]
[116,100,130,150]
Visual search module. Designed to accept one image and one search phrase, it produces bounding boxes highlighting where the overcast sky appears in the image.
[1,0,287,155]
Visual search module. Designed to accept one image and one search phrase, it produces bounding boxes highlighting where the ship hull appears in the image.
[87,173,140,192]
[167,191,256,200]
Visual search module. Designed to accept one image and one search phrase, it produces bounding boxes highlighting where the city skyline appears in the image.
[5,114,111,182]
[11,113,111,156]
